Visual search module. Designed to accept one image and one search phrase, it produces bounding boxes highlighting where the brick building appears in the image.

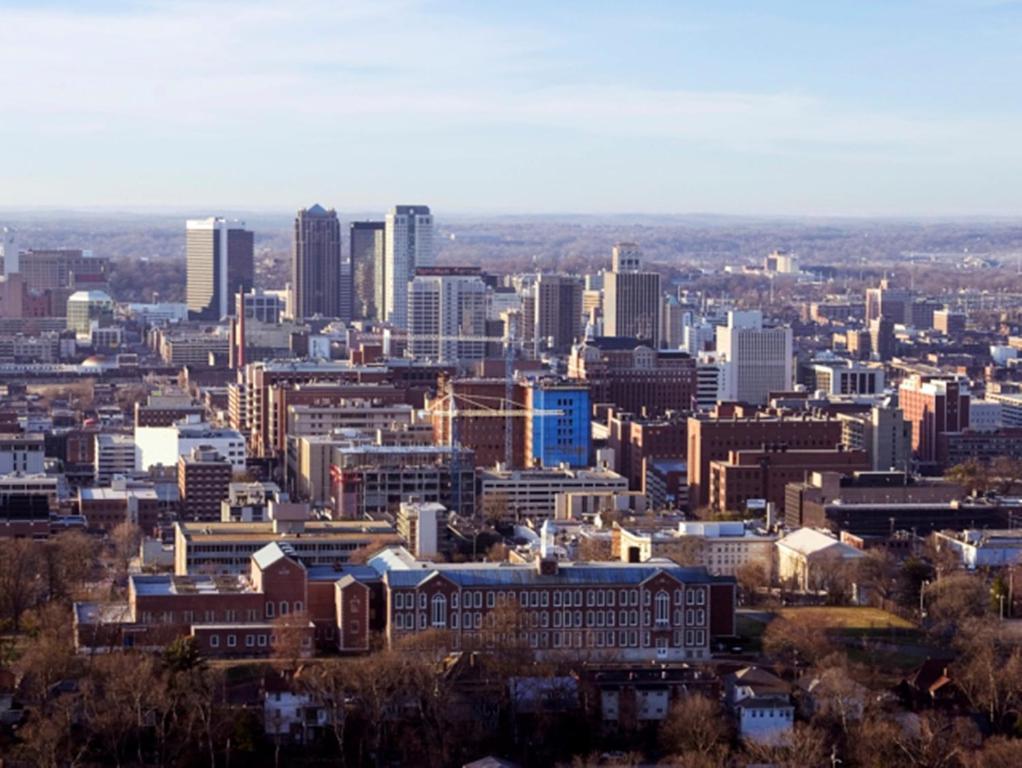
[606,409,686,491]
[707,446,870,516]
[178,446,233,522]
[75,543,738,664]
[686,407,843,512]
[568,338,697,417]
[429,377,526,469]
[898,374,970,469]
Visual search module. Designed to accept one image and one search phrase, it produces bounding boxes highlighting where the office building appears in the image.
[477,466,629,523]
[94,433,137,484]
[865,278,912,325]
[78,477,165,534]
[934,309,966,336]
[869,316,896,361]
[178,446,233,522]
[186,218,254,321]
[568,337,697,417]
[523,379,591,469]
[811,359,885,396]
[0,433,45,474]
[707,446,870,516]
[899,375,970,467]
[407,267,488,363]
[533,274,584,353]
[687,407,843,511]
[716,311,793,405]
[384,205,433,328]
[1,227,18,276]
[603,243,661,346]
[172,513,397,575]
[350,221,385,320]
[396,500,442,559]
[66,289,114,340]
[292,204,342,320]
[135,415,246,472]
[838,405,911,472]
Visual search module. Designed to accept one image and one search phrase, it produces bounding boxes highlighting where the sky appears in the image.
[1,0,1021,216]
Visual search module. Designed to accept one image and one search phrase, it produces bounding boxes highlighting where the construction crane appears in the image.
[424,389,563,524]
[361,329,530,467]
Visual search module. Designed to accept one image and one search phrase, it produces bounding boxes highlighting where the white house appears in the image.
[776,528,864,592]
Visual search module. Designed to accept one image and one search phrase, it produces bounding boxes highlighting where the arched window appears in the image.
[655,590,670,626]
[431,594,447,628]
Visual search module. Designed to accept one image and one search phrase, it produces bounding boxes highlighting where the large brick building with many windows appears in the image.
[75,544,737,663]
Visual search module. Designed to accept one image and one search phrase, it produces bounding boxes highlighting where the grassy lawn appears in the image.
[776,606,915,631]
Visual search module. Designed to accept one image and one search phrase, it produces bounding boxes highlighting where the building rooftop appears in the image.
[176,519,394,544]
[131,573,254,597]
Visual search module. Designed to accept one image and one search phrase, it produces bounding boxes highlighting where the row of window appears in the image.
[207,632,313,650]
[393,606,708,633]
[392,586,708,612]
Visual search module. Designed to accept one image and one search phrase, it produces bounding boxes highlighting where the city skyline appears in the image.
[2,1,1022,216]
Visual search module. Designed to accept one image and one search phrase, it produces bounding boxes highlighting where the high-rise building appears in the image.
[603,243,661,346]
[292,205,342,320]
[523,379,591,469]
[869,316,896,361]
[865,278,912,325]
[899,375,970,468]
[533,273,583,353]
[716,311,793,405]
[186,218,254,321]
[350,221,385,320]
[1,227,18,276]
[407,267,487,364]
[384,205,433,328]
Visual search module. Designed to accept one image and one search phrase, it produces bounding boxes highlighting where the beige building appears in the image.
[478,466,628,523]
[616,520,776,577]
[775,528,863,592]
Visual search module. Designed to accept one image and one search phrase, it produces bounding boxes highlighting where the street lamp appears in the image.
[920,579,931,619]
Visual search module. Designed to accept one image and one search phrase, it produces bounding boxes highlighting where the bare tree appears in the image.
[0,538,42,632]
[736,560,770,605]
[763,613,835,673]
[658,694,732,763]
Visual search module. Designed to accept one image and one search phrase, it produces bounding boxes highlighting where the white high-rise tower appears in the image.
[1,227,18,276]
[384,205,433,328]
[716,310,793,405]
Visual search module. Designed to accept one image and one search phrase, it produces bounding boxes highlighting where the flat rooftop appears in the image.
[177,519,395,544]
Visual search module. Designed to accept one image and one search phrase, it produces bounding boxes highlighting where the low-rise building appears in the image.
[934,529,1022,570]
[173,506,397,575]
[615,520,776,577]
[78,477,165,534]
[478,466,629,523]
[776,528,864,592]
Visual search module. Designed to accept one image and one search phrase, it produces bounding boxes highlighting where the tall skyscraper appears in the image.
[384,205,433,328]
[533,273,583,353]
[1,227,18,276]
[186,218,254,321]
[408,267,487,363]
[603,243,662,346]
[350,220,385,320]
[716,310,793,405]
[292,204,342,320]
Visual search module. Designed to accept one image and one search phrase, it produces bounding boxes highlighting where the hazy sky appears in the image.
[2,0,1021,216]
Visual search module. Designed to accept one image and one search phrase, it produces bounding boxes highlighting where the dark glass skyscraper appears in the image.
[292,204,342,320]
[350,220,385,320]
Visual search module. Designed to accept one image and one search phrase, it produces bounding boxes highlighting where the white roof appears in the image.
[777,528,863,558]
